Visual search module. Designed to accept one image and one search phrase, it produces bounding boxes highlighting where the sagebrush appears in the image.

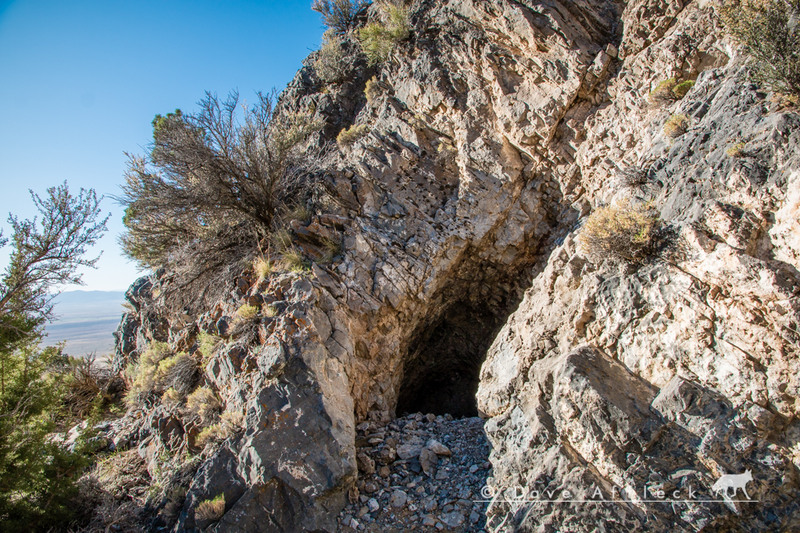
[721,0,800,97]
[118,92,322,307]
[312,0,369,34]
[315,30,348,83]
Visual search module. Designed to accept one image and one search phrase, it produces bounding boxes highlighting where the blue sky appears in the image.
[0,0,324,291]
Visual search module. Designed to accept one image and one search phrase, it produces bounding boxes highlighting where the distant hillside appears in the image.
[44,291,126,357]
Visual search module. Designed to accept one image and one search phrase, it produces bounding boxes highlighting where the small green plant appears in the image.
[672,80,695,99]
[726,142,748,157]
[264,305,279,318]
[195,493,226,523]
[649,78,679,104]
[358,1,411,65]
[579,202,660,264]
[197,331,221,362]
[721,0,800,98]
[235,303,259,321]
[337,123,371,147]
[649,78,695,104]
[365,76,381,103]
[663,114,689,139]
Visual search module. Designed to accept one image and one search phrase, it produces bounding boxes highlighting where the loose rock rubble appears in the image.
[338,413,492,532]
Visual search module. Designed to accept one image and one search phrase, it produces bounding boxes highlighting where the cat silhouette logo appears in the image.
[712,470,753,499]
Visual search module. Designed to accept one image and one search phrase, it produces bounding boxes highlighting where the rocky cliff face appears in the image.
[110,0,800,531]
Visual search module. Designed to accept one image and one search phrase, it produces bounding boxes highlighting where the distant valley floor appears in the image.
[43,291,126,358]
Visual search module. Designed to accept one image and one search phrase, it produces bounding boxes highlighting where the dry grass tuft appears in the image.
[579,202,660,264]
[663,114,689,139]
[196,494,225,523]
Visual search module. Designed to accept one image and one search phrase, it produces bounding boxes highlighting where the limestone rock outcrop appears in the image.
[109,0,800,531]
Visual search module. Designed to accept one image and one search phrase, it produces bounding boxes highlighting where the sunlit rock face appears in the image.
[111,0,800,530]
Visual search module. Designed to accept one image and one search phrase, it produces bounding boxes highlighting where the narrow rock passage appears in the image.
[338,413,492,532]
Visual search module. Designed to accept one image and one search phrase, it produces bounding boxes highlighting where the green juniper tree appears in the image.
[0,183,107,529]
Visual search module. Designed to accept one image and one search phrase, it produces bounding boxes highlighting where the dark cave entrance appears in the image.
[395,263,529,418]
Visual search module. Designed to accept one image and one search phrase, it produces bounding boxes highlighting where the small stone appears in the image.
[357,506,369,518]
[396,444,423,460]
[364,482,379,493]
[435,522,445,530]
[379,466,391,477]
[441,511,465,528]
[469,464,479,474]
[426,439,452,456]
[426,413,436,422]
[368,498,380,512]
[423,515,437,527]
[470,510,481,523]
[419,447,438,476]
[390,489,408,508]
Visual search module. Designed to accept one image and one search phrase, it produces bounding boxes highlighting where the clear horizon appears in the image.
[0,0,325,291]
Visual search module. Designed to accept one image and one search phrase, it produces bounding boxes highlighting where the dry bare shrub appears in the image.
[62,354,122,420]
[616,166,651,188]
[312,0,369,34]
[75,450,150,533]
[124,344,199,408]
[119,92,323,312]
[579,202,660,264]
[156,353,199,395]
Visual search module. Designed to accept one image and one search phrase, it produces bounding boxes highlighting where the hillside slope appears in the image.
[99,1,800,531]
